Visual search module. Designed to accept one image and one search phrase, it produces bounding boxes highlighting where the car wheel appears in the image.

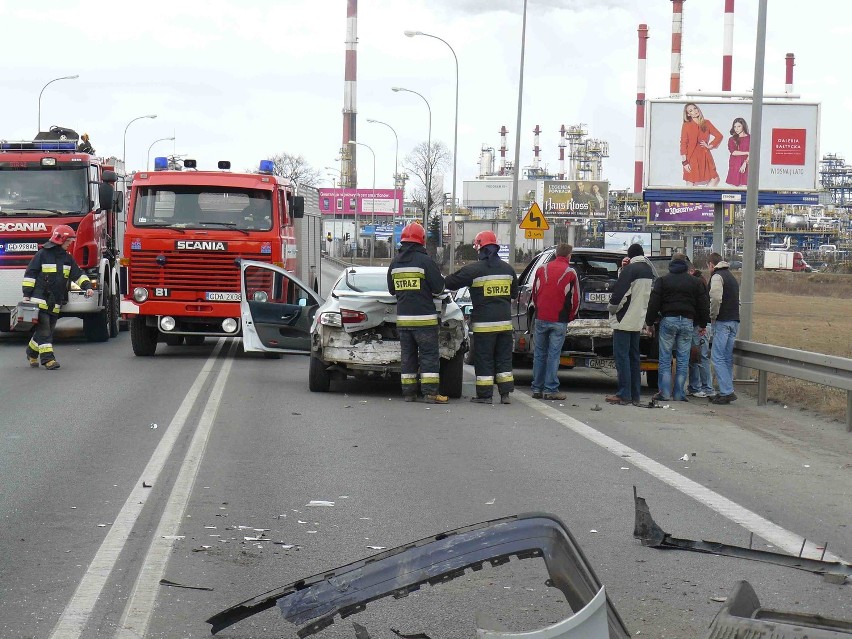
[309,355,331,392]
[464,334,474,364]
[130,316,158,356]
[440,349,464,399]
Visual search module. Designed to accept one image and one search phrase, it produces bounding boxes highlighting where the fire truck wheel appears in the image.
[83,293,111,343]
[108,286,120,339]
[308,355,331,392]
[131,316,158,356]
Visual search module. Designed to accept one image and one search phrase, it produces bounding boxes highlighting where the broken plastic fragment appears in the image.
[367,545,386,550]
[162,535,185,540]
[306,500,335,507]
[485,499,496,505]
[150,423,158,429]
[680,454,689,461]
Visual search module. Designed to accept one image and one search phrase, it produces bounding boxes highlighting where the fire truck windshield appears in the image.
[134,186,273,231]
[0,165,88,215]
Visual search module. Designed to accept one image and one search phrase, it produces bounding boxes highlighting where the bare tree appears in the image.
[403,141,451,249]
[264,152,323,187]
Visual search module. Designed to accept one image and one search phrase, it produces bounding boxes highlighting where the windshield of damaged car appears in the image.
[133,186,273,231]
[334,271,390,293]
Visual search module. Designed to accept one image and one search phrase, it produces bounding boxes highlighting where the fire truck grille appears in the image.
[129,251,271,292]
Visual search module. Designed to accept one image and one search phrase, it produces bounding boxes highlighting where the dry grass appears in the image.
[745,274,852,421]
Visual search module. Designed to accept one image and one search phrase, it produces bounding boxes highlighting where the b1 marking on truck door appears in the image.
[154,288,171,297]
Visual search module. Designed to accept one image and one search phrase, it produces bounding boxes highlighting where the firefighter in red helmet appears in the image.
[445,231,518,404]
[21,225,93,369]
[387,222,448,403]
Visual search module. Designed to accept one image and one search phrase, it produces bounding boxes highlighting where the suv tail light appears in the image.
[340,309,368,324]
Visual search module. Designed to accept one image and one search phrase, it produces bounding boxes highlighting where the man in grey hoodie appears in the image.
[606,244,655,405]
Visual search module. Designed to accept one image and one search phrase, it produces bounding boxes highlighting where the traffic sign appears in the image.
[524,229,544,239]
[519,202,549,230]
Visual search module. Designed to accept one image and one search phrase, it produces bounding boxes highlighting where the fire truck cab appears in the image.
[121,158,303,356]
[0,128,124,341]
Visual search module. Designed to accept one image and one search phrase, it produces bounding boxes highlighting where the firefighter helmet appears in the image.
[400,222,426,246]
[49,225,77,245]
[473,230,498,250]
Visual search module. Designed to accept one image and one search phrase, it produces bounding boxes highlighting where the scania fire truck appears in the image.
[121,158,305,356]
[0,127,123,340]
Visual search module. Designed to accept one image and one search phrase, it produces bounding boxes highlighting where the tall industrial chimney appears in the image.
[785,53,795,94]
[558,124,566,180]
[341,0,357,188]
[499,125,508,175]
[670,0,685,95]
[635,24,649,195]
[722,0,734,91]
[532,125,541,170]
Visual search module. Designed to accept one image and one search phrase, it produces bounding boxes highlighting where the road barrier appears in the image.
[734,340,852,432]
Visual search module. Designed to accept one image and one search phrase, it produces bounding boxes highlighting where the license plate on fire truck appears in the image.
[3,243,39,252]
[205,292,241,301]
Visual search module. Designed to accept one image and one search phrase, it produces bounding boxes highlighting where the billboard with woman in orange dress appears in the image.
[680,103,722,186]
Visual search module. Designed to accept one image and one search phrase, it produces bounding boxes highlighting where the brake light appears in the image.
[340,309,368,324]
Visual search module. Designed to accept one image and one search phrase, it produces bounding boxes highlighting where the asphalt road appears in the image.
[0,262,849,638]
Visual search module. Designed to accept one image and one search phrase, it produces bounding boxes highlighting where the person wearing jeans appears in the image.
[687,325,715,397]
[645,254,710,402]
[530,243,580,400]
[707,252,741,404]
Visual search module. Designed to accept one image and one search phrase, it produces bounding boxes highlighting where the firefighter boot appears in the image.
[27,355,39,367]
[43,360,61,370]
[500,394,512,405]
[424,394,448,404]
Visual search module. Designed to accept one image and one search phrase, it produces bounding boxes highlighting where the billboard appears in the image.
[318,188,403,217]
[604,232,652,252]
[645,99,820,191]
[535,180,608,219]
[647,201,734,224]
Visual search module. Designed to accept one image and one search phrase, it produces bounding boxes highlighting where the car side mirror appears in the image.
[102,170,118,184]
[113,191,124,213]
[291,195,305,219]
[98,182,115,211]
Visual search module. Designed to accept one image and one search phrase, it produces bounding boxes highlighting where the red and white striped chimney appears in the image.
[499,125,508,175]
[532,125,541,170]
[722,0,734,91]
[635,24,649,194]
[341,0,358,188]
[670,0,685,95]
[785,53,795,94]
[558,124,566,180]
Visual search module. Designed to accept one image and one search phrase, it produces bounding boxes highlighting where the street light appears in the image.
[366,118,400,256]
[349,140,376,265]
[392,87,431,244]
[123,114,157,170]
[38,75,79,132]
[404,30,459,271]
[147,137,176,171]
[324,166,344,254]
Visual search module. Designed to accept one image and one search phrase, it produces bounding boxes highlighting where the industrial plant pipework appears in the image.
[499,126,508,175]
[670,0,684,95]
[635,23,649,194]
[786,53,795,94]
[558,125,566,180]
[722,0,734,91]
[532,125,541,170]
[341,0,357,189]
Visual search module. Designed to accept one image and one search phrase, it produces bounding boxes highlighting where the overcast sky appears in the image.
[1,0,845,194]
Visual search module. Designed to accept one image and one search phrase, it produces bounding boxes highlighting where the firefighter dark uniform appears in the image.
[22,225,92,369]
[387,223,447,403]
[444,231,518,404]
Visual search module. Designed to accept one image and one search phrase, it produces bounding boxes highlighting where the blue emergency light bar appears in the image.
[154,156,169,171]
[259,160,274,174]
[0,141,77,151]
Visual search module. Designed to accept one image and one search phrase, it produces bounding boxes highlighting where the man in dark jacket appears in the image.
[445,231,518,405]
[530,243,579,400]
[605,243,655,405]
[645,253,709,402]
[387,223,447,404]
[22,225,93,369]
[707,252,740,404]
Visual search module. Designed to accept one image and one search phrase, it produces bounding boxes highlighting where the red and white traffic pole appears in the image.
[635,24,649,194]
[722,0,734,91]
[670,0,685,95]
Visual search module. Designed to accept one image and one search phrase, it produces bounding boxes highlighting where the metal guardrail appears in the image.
[733,340,852,432]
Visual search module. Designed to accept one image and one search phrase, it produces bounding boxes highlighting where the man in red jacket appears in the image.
[531,243,580,400]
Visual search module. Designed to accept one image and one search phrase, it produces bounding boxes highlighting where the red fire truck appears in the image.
[121,158,305,356]
[0,127,123,340]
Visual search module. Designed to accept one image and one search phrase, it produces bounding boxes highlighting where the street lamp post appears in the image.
[510,1,528,268]
[349,140,376,265]
[405,30,459,271]
[147,137,176,171]
[392,87,431,240]
[325,166,344,256]
[367,118,400,257]
[38,75,79,132]
[123,114,157,170]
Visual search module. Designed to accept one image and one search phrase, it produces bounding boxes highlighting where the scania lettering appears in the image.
[0,127,124,340]
[121,158,306,356]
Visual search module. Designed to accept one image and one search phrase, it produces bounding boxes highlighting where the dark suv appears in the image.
[511,247,666,387]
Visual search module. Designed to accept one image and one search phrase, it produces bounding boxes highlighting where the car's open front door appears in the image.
[240,260,322,354]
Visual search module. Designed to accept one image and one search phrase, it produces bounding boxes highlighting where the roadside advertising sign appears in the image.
[647,201,734,224]
[604,232,653,252]
[318,188,403,216]
[645,99,820,192]
[535,180,608,219]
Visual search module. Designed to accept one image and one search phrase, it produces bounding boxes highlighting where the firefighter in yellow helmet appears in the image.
[444,231,518,404]
[22,225,93,369]
[386,222,447,403]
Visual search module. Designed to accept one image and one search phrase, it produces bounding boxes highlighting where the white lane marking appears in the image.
[116,340,237,638]
[514,392,846,563]
[48,340,226,639]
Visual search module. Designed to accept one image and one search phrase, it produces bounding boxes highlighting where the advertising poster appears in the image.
[647,202,734,224]
[318,188,403,216]
[535,180,608,219]
[604,232,652,252]
[645,100,820,191]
